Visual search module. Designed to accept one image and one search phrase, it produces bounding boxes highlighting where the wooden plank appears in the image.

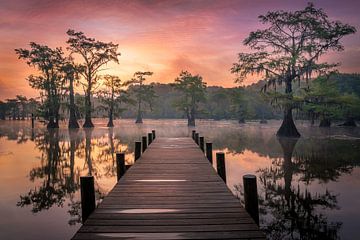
[72,137,265,240]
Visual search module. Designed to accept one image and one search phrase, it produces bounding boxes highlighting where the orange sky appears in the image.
[0,0,359,100]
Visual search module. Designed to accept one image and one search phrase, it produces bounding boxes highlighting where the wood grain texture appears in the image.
[72,137,265,240]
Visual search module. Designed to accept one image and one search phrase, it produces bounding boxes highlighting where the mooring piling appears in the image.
[80,176,95,223]
[199,136,205,152]
[194,133,199,145]
[116,153,126,181]
[206,142,213,163]
[135,141,141,161]
[142,136,147,152]
[148,133,153,145]
[243,174,260,225]
[216,152,226,183]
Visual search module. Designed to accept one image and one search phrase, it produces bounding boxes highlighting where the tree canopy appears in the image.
[66,29,121,128]
[231,3,356,137]
[172,71,206,126]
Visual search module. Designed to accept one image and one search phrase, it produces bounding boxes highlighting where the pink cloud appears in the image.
[0,0,359,99]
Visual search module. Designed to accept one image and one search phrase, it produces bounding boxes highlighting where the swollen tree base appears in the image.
[319,119,331,127]
[187,117,195,127]
[83,119,94,128]
[135,114,143,124]
[339,118,357,127]
[47,121,59,129]
[260,119,268,124]
[68,119,80,129]
[276,109,300,138]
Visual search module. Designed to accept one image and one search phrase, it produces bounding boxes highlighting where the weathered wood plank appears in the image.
[72,137,265,240]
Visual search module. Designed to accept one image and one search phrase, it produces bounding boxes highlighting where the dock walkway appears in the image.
[72,137,265,239]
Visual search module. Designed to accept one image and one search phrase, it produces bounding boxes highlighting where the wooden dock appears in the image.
[72,137,265,240]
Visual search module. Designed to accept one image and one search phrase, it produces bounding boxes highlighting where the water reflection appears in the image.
[0,120,359,239]
[222,130,360,240]
[257,138,342,240]
[2,124,139,232]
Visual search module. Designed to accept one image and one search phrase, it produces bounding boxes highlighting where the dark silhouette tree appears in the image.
[97,75,131,127]
[127,71,156,123]
[231,3,356,137]
[15,43,66,128]
[66,29,121,128]
[16,95,28,120]
[0,101,7,120]
[6,98,19,120]
[338,93,360,127]
[229,87,248,123]
[302,76,342,127]
[172,71,206,126]
[61,58,80,129]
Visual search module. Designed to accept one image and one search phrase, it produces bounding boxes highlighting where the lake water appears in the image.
[0,119,359,240]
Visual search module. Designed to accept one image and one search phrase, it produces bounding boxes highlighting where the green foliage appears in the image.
[126,71,156,122]
[66,29,121,127]
[97,75,131,118]
[15,42,66,127]
[302,76,342,121]
[171,71,206,126]
[231,2,356,105]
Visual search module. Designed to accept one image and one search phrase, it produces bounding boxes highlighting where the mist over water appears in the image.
[0,119,359,239]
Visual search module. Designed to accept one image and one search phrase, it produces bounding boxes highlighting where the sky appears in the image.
[0,0,359,100]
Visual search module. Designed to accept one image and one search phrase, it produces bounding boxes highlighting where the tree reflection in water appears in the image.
[15,127,133,225]
[1,121,358,236]
[258,138,341,239]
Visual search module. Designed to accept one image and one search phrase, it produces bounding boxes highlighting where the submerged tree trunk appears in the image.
[277,107,300,137]
[135,99,143,124]
[68,78,79,129]
[187,107,195,126]
[277,78,300,137]
[47,118,58,128]
[107,107,114,127]
[83,85,94,128]
[339,117,357,127]
[47,104,59,129]
[319,118,331,127]
[238,117,245,124]
[260,119,268,124]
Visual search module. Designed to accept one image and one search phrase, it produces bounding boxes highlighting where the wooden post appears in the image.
[216,152,226,183]
[206,142,213,163]
[135,141,141,161]
[199,136,205,152]
[243,174,259,225]
[152,130,156,139]
[142,136,147,152]
[80,176,95,223]
[116,153,126,181]
[31,113,34,129]
[192,130,196,140]
[148,133,153,145]
[195,133,199,145]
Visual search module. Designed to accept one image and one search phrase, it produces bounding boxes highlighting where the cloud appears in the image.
[0,0,359,99]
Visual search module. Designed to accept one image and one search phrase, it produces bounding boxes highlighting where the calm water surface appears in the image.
[0,119,359,240]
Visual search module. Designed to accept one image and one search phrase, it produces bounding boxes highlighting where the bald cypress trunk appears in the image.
[187,107,195,126]
[68,77,79,129]
[135,100,143,124]
[276,78,300,138]
[339,117,356,127]
[319,118,331,127]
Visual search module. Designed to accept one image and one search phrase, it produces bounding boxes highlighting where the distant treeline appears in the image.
[1,73,359,123]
